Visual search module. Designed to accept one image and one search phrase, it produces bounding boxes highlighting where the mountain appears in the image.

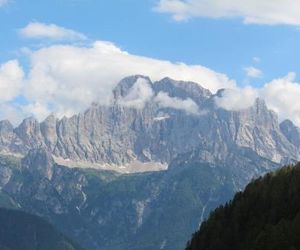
[280,119,300,148]
[186,162,300,250]
[0,207,83,250]
[0,147,278,250]
[0,75,298,172]
[0,75,298,249]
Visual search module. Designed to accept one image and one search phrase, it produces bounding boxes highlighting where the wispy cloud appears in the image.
[155,92,200,115]
[244,66,263,78]
[0,0,8,7]
[253,57,261,63]
[154,0,300,26]
[118,78,154,109]
[19,22,87,41]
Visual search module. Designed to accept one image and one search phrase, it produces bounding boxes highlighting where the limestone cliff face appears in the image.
[280,119,300,148]
[0,76,298,170]
[22,148,55,180]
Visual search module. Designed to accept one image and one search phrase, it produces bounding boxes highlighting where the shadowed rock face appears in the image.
[22,148,55,180]
[0,76,298,171]
[280,119,300,148]
[0,146,279,250]
[0,76,298,249]
[0,207,83,250]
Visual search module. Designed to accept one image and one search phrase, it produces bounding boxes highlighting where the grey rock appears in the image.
[0,76,298,170]
[153,77,211,106]
[0,166,12,188]
[22,148,55,180]
[0,147,279,250]
[280,119,300,148]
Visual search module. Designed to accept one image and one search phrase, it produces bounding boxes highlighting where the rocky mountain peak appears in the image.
[0,76,298,171]
[21,148,55,180]
[0,120,14,140]
[14,116,43,149]
[153,77,212,105]
[113,75,152,100]
[40,113,58,150]
[42,113,57,124]
[280,119,300,147]
[15,116,40,135]
[0,120,14,132]
[253,98,268,113]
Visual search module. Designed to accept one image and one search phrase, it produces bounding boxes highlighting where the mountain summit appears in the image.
[0,76,298,172]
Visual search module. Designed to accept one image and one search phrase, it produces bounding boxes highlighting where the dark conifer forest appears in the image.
[186,163,300,250]
[0,208,83,250]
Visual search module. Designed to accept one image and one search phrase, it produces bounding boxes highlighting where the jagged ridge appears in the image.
[0,76,298,171]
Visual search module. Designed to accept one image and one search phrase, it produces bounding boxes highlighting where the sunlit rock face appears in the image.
[0,76,298,172]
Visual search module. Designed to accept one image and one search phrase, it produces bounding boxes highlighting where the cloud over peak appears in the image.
[118,78,154,109]
[155,91,200,115]
[0,37,234,123]
[19,22,87,41]
[215,72,300,127]
[1,23,300,128]
[155,0,300,26]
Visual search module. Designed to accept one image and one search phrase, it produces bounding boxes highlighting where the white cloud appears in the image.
[215,72,300,127]
[19,40,234,120]
[0,60,24,103]
[244,66,263,78]
[0,60,24,125]
[118,78,154,109]
[1,46,300,128]
[253,57,261,63]
[19,22,87,41]
[0,104,24,125]
[261,73,300,126]
[155,91,199,114]
[215,87,258,111]
[155,0,300,25]
[1,25,300,128]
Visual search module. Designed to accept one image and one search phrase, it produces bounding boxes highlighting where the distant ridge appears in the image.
[0,75,298,172]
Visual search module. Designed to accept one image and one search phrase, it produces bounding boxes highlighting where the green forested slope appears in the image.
[0,208,83,250]
[187,163,300,250]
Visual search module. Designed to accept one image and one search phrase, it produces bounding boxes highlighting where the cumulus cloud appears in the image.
[215,72,300,127]
[118,78,154,109]
[1,25,300,128]
[154,0,300,25]
[244,66,263,78]
[17,40,234,120]
[215,87,258,111]
[261,73,300,126]
[155,91,199,114]
[0,60,24,125]
[0,104,24,125]
[19,22,87,41]
[0,60,24,103]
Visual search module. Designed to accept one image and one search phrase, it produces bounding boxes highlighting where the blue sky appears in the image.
[1,0,300,125]
[1,0,300,86]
